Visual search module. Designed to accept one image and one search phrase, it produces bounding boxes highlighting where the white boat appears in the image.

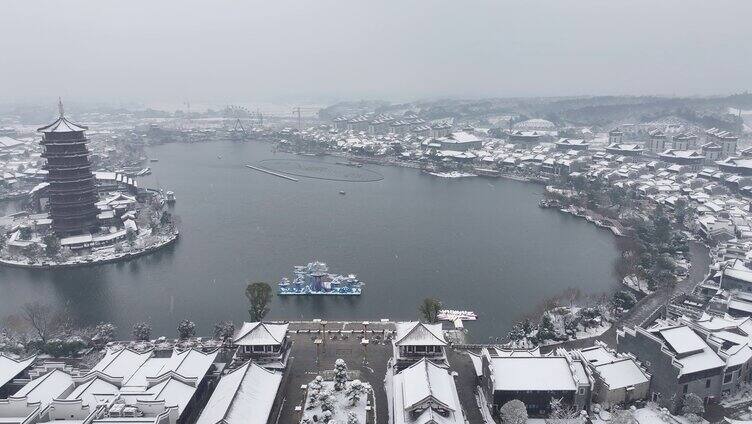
[437,309,478,321]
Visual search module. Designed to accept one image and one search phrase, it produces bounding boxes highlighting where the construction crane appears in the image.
[291,106,320,142]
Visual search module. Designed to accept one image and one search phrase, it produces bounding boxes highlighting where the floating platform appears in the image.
[277,261,364,296]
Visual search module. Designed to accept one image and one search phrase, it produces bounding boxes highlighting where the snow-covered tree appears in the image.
[548,397,578,420]
[537,313,556,342]
[347,379,363,406]
[612,290,637,310]
[307,376,324,409]
[213,321,235,343]
[320,390,335,413]
[681,393,705,419]
[334,358,348,391]
[132,322,152,341]
[91,322,116,346]
[508,323,526,342]
[500,399,528,424]
[177,320,196,339]
[347,411,359,424]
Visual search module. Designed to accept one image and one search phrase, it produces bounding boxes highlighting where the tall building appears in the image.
[706,128,738,159]
[38,101,99,235]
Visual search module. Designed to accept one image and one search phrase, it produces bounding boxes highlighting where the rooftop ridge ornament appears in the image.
[58,97,65,118]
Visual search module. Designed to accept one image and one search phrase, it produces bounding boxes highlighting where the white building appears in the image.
[196,362,282,424]
[576,344,650,406]
[390,358,464,424]
[232,322,289,367]
[392,322,448,370]
[0,348,218,424]
[0,355,36,397]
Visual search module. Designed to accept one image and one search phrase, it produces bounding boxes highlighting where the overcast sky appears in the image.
[1,0,751,106]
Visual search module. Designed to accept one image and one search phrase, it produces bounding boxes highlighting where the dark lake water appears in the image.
[0,140,622,342]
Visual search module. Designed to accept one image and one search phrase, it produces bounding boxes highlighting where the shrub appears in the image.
[177,320,196,339]
[132,322,152,341]
[500,399,528,424]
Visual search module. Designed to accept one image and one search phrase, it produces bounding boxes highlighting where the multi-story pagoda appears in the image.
[38,100,99,235]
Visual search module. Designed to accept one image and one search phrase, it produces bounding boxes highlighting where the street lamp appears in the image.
[361,338,369,365]
[314,338,323,365]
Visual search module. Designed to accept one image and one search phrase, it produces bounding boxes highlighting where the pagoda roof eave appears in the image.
[37,116,88,133]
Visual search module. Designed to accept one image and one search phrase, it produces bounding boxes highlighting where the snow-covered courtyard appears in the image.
[301,359,372,424]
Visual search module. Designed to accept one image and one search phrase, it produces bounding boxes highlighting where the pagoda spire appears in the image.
[58,97,65,118]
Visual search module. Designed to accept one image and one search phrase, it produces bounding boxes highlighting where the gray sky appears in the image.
[1,0,751,105]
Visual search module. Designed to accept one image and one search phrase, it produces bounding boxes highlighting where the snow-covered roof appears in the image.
[401,359,455,411]
[37,116,88,133]
[66,377,119,407]
[0,136,23,149]
[594,359,649,389]
[489,357,577,392]
[723,259,752,283]
[196,362,282,424]
[393,358,462,424]
[659,326,707,355]
[12,369,74,408]
[0,355,35,390]
[91,348,153,382]
[556,138,588,146]
[440,131,480,144]
[394,322,447,347]
[651,326,725,375]
[143,377,195,412]
[233,322,288,346]
[157,349,217,382]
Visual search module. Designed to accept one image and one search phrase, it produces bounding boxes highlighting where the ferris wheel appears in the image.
[223,105,251,120]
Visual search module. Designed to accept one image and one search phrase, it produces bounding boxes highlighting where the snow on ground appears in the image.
[588,404,703,424]
[623,275,653,295]
[574,322,612,339]
[722,384,752,408]
[429,171,476,178]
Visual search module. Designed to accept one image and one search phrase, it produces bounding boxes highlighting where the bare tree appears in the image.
[21,302,55,343]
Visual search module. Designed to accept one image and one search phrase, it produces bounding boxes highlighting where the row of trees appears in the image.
[1,280,275,356]
[1,302,117,356]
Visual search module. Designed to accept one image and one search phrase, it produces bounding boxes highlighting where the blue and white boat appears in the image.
[277,261,363,295]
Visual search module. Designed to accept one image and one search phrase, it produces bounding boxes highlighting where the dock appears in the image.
[245,164,299,182]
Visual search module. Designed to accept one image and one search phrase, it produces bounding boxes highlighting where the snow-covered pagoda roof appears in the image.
[394,321,447,346]
[195,361,282,424]
[37,115,88,133]
[233,322,288,346]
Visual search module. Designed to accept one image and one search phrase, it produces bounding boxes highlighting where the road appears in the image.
[546,240,711,352]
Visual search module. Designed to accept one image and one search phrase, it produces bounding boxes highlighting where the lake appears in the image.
[0,140,622,342]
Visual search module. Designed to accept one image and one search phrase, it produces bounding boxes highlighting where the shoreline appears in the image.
[0,231,180,270]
